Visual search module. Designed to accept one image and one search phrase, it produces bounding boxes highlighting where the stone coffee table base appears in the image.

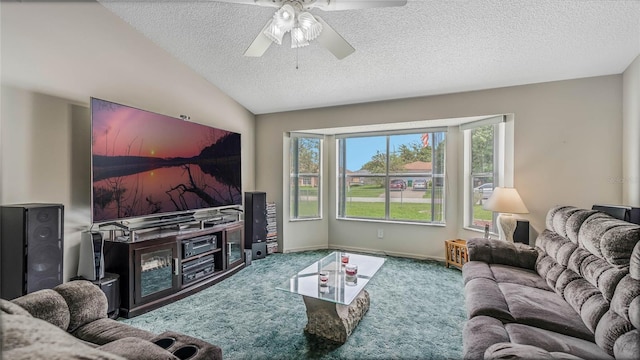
[302,289,370,344]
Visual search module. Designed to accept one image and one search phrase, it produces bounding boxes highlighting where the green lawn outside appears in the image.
[298,186,318,197]
[295,190,489,222]
[344,201,444,222]
[473,204,493,221]
[346,185,384,197]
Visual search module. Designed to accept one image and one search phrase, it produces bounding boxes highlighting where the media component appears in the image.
[77,231,105,281]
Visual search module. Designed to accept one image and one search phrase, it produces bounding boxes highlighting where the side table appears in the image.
[444,239,468,269]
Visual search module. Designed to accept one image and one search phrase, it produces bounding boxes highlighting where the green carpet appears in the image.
[120,250,466,359]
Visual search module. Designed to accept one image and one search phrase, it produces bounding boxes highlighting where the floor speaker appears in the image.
[1,203,64,300]
[244,192,267,249]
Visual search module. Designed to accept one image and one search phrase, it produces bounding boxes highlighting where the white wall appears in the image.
[0,2,255,281]
[256,75,624,260]
[623,54,640,206]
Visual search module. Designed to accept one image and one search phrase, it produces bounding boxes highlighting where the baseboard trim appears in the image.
[281,245,446,263]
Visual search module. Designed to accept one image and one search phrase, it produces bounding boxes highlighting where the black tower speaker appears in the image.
[1,203,64,300]
[244,192,267,250]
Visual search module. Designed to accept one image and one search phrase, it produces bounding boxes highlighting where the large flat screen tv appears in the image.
[91,97,242,223]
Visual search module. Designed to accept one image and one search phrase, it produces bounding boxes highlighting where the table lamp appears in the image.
[483,187,529,242]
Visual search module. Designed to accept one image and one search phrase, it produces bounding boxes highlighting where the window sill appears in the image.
[336,217,446,227]
[463,226,498,237]
[290,217,323,222]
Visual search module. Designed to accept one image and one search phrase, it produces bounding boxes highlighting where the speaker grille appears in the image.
[26,206,63,294]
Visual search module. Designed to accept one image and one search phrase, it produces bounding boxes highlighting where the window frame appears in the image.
[462,116,506,232]
[289,134,323,221]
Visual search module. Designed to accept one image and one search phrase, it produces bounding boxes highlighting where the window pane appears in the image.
[470,125,495,230]
[339,136,386,220]
[388,133,435,222]
[338,132,446,224]
[290,137,321,219]
[431,132,446,222]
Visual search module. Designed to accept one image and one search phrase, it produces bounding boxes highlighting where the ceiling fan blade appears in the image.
[243,21,273,57]
[314,16,355,60]
[208,0,281,8]
[311,0,407,11]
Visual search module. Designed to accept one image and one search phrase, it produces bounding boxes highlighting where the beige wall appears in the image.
[0,2,255,281]
[257,75,624,260]
[623,54,640,206]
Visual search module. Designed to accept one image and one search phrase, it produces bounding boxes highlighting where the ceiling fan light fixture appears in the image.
[263,20,285,45]
[291,27,309,48]
[273,4,296,32]
[297,12,322,41]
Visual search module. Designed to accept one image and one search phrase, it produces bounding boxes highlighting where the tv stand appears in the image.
[104,220,244,318]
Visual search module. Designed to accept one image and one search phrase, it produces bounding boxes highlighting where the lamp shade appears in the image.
[483,187,528,214]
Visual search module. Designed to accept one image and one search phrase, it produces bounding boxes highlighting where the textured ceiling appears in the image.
[99,0,640,115]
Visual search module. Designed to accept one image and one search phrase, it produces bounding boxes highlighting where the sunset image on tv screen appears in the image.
[91,98,241,222]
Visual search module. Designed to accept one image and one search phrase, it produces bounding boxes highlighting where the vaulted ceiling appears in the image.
[99,0,640,115]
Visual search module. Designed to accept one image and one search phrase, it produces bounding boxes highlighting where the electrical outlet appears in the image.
[377,229,384,239]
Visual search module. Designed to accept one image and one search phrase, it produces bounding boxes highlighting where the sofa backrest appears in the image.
[536,205,640,358]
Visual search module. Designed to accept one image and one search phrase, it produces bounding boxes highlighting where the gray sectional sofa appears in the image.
[1,280,222,359]
[462,205,640,359]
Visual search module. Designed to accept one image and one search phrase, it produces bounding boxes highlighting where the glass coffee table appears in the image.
[276,252,386,343]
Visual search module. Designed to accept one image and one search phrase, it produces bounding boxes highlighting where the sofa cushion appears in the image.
[613,329,640,360]
[464,278,514,323]
[490,264,551,290]
[594,310,635,356]
[631,241,640,280]
[485,343,586,360]
[546,206,581,238]
[499,282,594,341]
[11,289,70,331]
[53,280,108,333]
[504,323,613,360]
[462,261,495,285]
[566,210,601,244]
[579,215,640,267]
[1,313,125,360]
[0,299,32,317]
[463,261,550,290]
[73,318,157,345]
[462,316,510,360]
[629,296,640,329]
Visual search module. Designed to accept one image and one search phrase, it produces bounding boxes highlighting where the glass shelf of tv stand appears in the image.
[98,210,240,242]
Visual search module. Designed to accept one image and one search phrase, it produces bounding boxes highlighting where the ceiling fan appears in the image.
[212,0,408,60]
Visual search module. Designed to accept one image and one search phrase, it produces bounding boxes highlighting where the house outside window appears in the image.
[463,116,505,232]
[337,130,446,224]
[290,135,322,220]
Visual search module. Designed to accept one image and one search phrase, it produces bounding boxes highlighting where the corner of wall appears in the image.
[622,54,640,206]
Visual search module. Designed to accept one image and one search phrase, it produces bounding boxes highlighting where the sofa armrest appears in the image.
[484,343,584,360]
[97,337,179,360]
[467,238,538,270]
